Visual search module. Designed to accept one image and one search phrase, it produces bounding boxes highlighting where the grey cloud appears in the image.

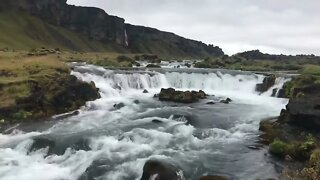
[67,0,320,55]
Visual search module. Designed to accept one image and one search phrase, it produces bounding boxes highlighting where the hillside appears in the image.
[0,0,224,58]
[0,11,128,52]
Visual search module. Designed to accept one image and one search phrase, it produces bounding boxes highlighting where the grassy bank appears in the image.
[0,50,100,125]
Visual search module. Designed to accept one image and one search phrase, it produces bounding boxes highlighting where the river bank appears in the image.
[0,51,100,131]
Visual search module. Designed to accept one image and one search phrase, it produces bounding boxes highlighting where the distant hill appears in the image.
[0,0,224,58]
[236,50,320,62]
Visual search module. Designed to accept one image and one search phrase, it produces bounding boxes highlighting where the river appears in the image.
[0,63,289,180]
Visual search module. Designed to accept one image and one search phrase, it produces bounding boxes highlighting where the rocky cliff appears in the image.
[3,0,128,46]
[0,0,223,58]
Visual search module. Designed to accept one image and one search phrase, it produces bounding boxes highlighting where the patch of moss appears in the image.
[269,139,293,158]
[269,134,316,161]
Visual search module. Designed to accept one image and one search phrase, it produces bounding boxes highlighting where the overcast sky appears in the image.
[67,0,320,55]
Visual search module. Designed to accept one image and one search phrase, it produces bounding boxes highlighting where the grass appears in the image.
[0,52,68,108]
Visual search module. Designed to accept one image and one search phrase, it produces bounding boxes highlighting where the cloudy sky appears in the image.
[67,0,320,55]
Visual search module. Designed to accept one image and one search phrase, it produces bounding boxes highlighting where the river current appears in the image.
[0,63,289,180]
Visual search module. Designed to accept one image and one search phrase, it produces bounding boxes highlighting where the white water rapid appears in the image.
[0,64,289,180]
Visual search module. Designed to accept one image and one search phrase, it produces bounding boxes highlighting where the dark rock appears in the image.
[133,100,140,104]
[277,88,286,98]
[159,88,207,103]
[198,175,228,180]
[140,159,185,180]
[146,64,161,68]
[153,94,159,98]
[113,103,125,110]
[220,98,232,104]
[256,75,276,93]
[185,63,191,68]
[143,89,149,93]
[206,101,215,105]
[272,88,286,98]
[152,119,163,123]
[271,88,278,97]
[281,97,320,130]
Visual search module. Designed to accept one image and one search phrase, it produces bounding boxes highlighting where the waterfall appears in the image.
[71,64,289,98]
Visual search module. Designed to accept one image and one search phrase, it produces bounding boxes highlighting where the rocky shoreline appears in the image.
[259,77,320,178]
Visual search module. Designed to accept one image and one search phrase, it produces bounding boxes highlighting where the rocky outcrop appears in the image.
[256,75,276,93]
[140,160,185,180]
[158,88,207,103]
[279,97,320,130]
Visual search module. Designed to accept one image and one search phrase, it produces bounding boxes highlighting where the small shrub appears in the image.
[269,139,292,157]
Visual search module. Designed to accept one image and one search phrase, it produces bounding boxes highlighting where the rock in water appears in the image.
[220,98,232,104]
[140,160,185,180]
[113,103,125,110]
[146,64,161,68]
[158,88,207,103]
[143,89,149,93]
[256,75,276,93]
[206,101,215,105]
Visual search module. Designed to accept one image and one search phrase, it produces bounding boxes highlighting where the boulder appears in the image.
[220,98,232,104]
[143,89,149,93]
[159,88,207,103]
[140,160,185,180]
[113,103,125,110]
[256,75,276,93]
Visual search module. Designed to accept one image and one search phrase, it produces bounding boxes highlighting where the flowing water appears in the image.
[0,64,290,180]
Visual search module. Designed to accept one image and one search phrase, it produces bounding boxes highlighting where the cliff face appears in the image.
[10,0,128,46]
[0,0,224,58]
[126,24,224,58]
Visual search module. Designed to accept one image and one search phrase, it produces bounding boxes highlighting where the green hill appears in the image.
[0,11,128,52]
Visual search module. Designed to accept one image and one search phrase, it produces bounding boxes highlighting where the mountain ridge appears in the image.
[0,0,224,58]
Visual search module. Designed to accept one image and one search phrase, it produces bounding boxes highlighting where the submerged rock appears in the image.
[113,103,125,110]
[159,88,207,103]
[206,101,215,105]
[152,119,163,123]
[140,159,185,180]
[133,100,140,104]
[146,64,161,68]
[256,75,276,93]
